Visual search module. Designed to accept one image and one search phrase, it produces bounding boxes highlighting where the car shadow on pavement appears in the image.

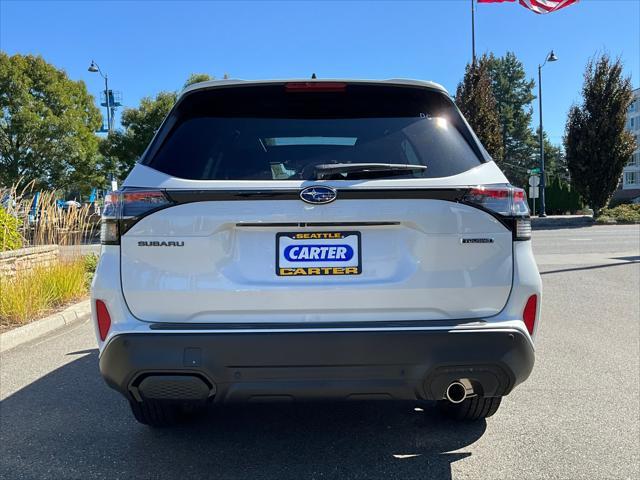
[1,350,486,480]
[540,258,639,275]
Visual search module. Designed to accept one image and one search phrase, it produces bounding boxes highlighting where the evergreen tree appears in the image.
[486,52,536,184]
[531,127,569,181]
[455,55,504,162]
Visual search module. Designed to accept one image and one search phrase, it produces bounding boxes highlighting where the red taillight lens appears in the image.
[121,190,171,218]
[100,190,172,245]
[463,185,531,240]
[285,82,347,92]
[95,299,112,341]
[464,185,528,216]
[468,187,509,199]
[523,295,538,335]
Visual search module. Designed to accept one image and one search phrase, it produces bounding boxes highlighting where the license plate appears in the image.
[276,231,362,276]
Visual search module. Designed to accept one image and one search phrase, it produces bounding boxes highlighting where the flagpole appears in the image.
[471,0,476,66]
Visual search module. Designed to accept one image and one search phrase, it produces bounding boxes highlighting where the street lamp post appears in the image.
[88,60,117,191]
[88,60,112,133]
[537,50,558,217]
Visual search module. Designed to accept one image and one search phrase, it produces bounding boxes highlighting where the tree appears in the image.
[0,53,102,191]
[564,54,636,215]
[486,52,536,183]
[455,55,504,161]
[100,73,220,178]
[100,91,177,178]
[183,73,213,89]
[532,127,568,181]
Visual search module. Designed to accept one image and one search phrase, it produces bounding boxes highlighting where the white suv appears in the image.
[91,79,541,427]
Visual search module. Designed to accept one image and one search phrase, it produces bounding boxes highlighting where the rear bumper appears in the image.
[99,327,535,403]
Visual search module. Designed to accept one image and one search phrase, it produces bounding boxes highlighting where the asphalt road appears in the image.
[1,225,639,480]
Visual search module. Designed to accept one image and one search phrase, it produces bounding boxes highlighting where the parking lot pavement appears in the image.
[1,225,638,480]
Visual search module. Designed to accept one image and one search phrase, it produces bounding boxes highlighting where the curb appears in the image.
[531,215,595,230]
[0,299,91,354]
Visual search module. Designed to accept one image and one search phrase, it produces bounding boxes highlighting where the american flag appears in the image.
[478,0,579,15]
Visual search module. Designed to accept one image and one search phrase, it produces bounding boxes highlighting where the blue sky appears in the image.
[1,0,638,146]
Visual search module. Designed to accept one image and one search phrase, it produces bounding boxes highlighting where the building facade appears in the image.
[621,87,640,200]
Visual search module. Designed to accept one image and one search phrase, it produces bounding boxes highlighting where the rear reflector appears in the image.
[523,295,538,335]
[95,300,112,341]
[285,82,346,92]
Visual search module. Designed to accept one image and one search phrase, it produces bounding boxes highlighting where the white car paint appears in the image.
[91,79,542,357]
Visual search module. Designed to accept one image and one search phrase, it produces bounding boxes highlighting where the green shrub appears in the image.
[83,253,99,287]
[0,207,23,251]
[84,253,98,274]
[596,204,640,224]
[526,176,583,215]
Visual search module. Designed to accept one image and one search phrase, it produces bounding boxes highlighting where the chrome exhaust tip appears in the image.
[445,381,469,404]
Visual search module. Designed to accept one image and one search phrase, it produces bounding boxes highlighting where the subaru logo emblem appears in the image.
[299,186,337,205]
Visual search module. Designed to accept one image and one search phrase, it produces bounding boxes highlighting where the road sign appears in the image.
[529,186,539,199]
[528,168,541,174]
[529,175,540,187]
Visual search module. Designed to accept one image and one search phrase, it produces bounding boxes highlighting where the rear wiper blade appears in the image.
[313,163,427,179]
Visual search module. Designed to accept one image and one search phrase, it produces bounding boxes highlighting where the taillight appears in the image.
[95,299,112,341]
[100,192,120,244]
[462,185,531,241]
[100,189,173,245]
[523,294,538,335]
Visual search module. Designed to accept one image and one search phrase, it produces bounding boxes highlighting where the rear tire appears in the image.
[438,396,502,421]
[129,399,183,427]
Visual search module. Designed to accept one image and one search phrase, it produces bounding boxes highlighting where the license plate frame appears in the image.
[276,231,362,276]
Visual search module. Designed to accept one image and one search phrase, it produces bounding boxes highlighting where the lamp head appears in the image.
[88,61,99,73]
[547,51,558,62]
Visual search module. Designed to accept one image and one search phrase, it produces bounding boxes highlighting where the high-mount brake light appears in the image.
[285,82,347,93]
[100,190,173,245]
[462,185,531,241]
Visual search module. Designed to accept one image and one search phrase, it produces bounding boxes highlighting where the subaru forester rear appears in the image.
[91,79,541,427]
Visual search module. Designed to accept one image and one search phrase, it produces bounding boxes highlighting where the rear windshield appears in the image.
[143,84,485,181]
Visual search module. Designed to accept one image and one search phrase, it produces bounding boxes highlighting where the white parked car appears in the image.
[91,79,541,427]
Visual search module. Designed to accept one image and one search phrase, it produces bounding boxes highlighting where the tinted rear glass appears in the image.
[143,84,485,180]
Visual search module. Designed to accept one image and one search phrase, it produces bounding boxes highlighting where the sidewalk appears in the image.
[0,299,91,353]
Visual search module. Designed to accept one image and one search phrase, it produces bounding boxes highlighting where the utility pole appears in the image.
[471,0,476,66]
